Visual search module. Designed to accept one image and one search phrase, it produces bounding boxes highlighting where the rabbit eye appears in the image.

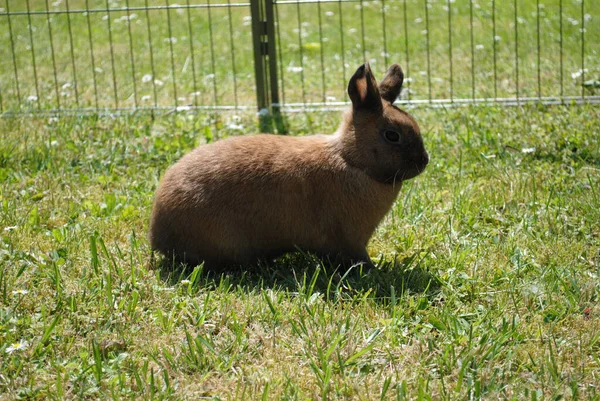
[384,130,400,143]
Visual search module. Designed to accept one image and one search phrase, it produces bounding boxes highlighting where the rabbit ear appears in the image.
[348,63,382,110]
[379,64,404,103]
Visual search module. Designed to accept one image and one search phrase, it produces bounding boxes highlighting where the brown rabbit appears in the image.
[149,63,428,269]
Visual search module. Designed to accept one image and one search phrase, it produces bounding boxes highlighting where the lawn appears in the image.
[0,104,599,399]
[1,0,600,399]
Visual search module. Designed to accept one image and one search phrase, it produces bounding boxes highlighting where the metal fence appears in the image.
[0,0,598,118]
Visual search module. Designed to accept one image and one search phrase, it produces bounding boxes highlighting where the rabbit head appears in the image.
[339,63,429,184]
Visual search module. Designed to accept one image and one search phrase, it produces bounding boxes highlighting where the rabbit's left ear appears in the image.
[348,62,382,110]
[379,64,404,103]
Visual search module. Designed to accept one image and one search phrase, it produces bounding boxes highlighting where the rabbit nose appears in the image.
[422,152,430,166]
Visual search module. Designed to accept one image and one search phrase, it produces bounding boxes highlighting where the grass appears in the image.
[0,0,599,399]
[0,0,598,112]
[0,104,599,399]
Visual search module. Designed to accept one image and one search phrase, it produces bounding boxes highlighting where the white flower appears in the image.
[287,66,303,73]
[154,79,164,86]
[475,44,484,50]
[414,18,423,24]
[571,68,588,79]
[180,280,191,285]
[3,226,18,231]
[142,74,153,83]
[227,123,244,131]
[12,289,29,295]
[6,340,28,354]
[325,11,334,17]
[27,95,38,102]
[141,95,151,102]
[521,147,536,154]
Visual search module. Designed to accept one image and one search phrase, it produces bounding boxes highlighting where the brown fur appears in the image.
[149,63,429,269]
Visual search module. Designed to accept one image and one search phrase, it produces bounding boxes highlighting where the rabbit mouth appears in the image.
[396,161,428,182]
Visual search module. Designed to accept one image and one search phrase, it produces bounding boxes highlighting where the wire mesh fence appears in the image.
[0,0,598,117]
[0,0,255,115]
[274,0,598,111]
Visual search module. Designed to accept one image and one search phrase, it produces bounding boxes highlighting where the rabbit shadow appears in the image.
[152,251,440,303]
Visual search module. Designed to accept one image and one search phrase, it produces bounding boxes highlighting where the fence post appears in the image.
[250,0,282,133]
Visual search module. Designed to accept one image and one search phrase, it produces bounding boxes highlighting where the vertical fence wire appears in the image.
[25,0,41,109]
[559,0,563,101]
[402,0,410,102]
[469,0,475,100]
[185,0,200,108]
[275,3,286,106]
[64,0,80,107]
[381,0,388,69]
[317,1,326,103]
[44,0,61,108]
[265,0,279,113]
[513,0,519,104]
[105,0,120,108]
[165,0,178,108]
[338,0,347,102]
[359,0,366,61]
[125,0,139,108]
[492,0,497,100]
[226,0,239,108]
[295,1,307,107]
[447,0,453,102]
[536,0,541,98]
[6,0,21,105]
[207,0,218,107]
[144,0,159,109]
[424,0,431,103]
[85,0,99,109]
[580,0,585,100]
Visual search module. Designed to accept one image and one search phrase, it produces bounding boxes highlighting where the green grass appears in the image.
[1,104,599,399]
[1,0,599,399]
[0,0,598,111]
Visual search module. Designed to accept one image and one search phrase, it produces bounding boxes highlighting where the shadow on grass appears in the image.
[151,251,440,303]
